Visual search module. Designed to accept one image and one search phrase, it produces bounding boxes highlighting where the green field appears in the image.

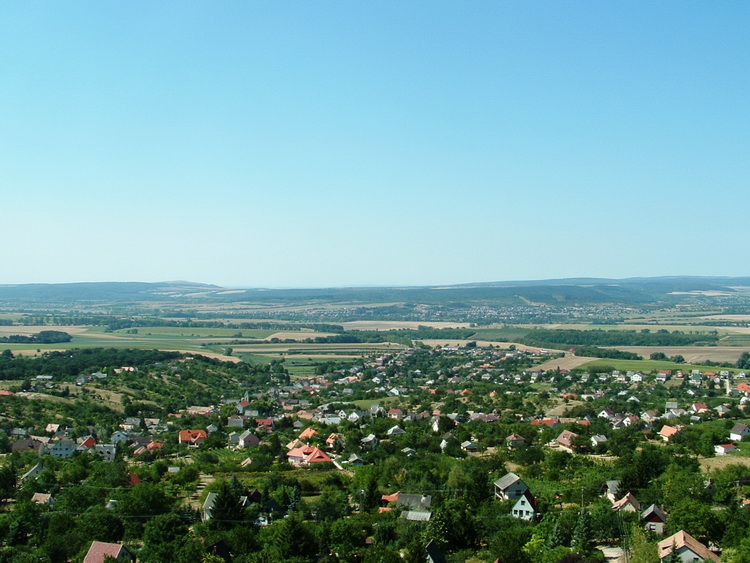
[471,327,531,341]
[108,326,275,339]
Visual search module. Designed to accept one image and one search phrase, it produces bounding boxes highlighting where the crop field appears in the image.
[534,355,598,372]
[607,345,750,364]
[340,320,472,330]
[582,358,739,373]
[105,326,275,339]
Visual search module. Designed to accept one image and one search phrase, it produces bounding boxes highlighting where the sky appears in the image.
[2,2,749,288]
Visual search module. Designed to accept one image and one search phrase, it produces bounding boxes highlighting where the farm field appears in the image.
[534,354,599,372]
[582,357,738,373]
[607,345,750,364]
[340,320,472,330]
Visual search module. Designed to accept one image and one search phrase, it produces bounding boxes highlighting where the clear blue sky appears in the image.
[2,2,748,287]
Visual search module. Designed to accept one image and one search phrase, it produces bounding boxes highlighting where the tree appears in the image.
[628,523,658,563]
[0,466,16,503]
[208,480,247,529]
[139,512,202,563]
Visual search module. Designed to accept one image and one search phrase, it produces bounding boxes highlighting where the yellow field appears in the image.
[700,456,750,473]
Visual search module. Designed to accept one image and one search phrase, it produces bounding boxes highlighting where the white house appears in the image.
[511,490,537,521]
[730,423,750,442]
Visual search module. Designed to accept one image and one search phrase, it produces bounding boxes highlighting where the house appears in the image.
[641,504,668,535]
[691,402,708,413]
[657,530,719,562]
[178,429,207,446]
[387,408,403,420]
[95,444,117,462]
[604,480,621,503]
[31,492,54,506]
[325,433,344,449]
[361,434,378,450]
[12,438,43,453]
[110,431,130,446]
[77,435,97,451]
[511,489,538,521]
[304,447,332,464]
[227,415,245,428]
[386,425,406,437]
[238,430,260,448]
[255,418,275,431]
[494,472,529,501]
[381,492,432,511]
[286,445,332,466]
[591,435,608,448]
[506,433,526,448]
[715,405,731,417]
[658,425,681,442]
[400,510,431,522]
[731,423,750,441]
[298,427,318,441]
[21,463,45,482]
[461,440,478,452]
[555,430,579,450]
[715,443,738,456]
[42,439,76,459]
[83,541,134,563]
[612,492,640,513]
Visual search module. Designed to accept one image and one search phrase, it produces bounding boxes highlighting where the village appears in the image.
[2,342,750,561]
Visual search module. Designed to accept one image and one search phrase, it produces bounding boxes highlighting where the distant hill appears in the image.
[1,277,750,310]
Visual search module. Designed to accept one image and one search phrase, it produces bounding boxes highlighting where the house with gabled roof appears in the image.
[387,425,406,437]
[361,434,378,450]
[555,429,579,450]
[715,443,738,455]
[83,541,134,563]
[381,492,432,511]
[21,462,44,482]
[612,492,640,513]
[238,430,260,448]
[178,429,207,446]
[298,427,318,441]
[506,433,525,449]
[641,504,667,535]
[494,472,528,501]
[731,423,750,441]
[657,530,718,562]
[658,425,681,442]
[604,480,621,503]
[511,489,538,521]
[42,438,76,459]
[325,433,344,449]
[31,492,54,506]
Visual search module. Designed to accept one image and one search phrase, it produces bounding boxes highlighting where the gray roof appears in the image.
[641,503,667,522]
[400,510,431,522]
[494,472,524,490]
[397,494,432,510]
[605,480,621,495]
